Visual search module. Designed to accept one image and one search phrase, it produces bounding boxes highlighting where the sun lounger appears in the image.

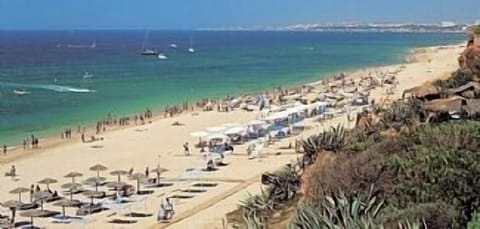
[76,203,104,216]
[17,202,38,210]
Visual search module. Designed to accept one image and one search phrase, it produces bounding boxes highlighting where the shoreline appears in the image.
[0,42,464,164]
[0,41,462,164]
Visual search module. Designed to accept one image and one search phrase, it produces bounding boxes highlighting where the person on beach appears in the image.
[81,133,85,143]
[165,198,174,219]
[145,167,149,177]
[183,142,190,156]
[3,145,6,156]
[157,202,166,221]
[9,165,16,180]
[23,140,27,150]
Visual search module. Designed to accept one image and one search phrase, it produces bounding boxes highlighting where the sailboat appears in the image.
[157,53,168,60]
[188,35,195,53]
[140,32,158,55]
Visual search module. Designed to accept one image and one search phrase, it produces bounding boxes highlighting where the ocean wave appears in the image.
[0,81,95,93]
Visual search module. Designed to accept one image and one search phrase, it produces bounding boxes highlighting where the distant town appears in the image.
[200,21,479,33]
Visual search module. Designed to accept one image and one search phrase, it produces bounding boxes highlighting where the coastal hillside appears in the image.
[227,26,480,229]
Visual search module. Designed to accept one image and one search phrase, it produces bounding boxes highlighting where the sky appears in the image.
[0,0,479,30]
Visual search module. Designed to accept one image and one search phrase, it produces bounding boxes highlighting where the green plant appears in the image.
[468,212,480,229]
[261,166,301,203]
[300,125,346,163]
[290,185,385,229]
[240,191,271,229]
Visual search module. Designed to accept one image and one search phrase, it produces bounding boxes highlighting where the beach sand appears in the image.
[0,43,463,229]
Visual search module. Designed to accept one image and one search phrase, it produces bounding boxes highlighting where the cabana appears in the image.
[206,126,227,133]
[190,131,210,150]
[224,126,247,144]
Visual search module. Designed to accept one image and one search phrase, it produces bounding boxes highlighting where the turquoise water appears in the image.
[0,31,465,145]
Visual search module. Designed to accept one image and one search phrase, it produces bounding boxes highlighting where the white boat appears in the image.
[140,32,158,55]
[82,72,94,79]
[157,53,168,60]
[13,89,30,96]
[169,44,178,48]
[188,35,195,53]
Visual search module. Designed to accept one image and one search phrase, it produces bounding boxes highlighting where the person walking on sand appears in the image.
[157,202,166,221]
[145,167,149,177]
[183,142,190,156]
[165,198,174,219]
[3,145,6,156]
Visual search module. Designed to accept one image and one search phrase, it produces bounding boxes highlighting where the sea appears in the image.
[0,30,465,146]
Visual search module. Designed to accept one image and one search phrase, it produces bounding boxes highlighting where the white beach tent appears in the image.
[265,111,289,121]
[206,126,227,133]
[225,126,247,135]
[207,133,230,142]
[190,131,210,138]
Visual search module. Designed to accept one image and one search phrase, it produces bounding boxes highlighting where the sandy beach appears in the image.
[0,43,463,229]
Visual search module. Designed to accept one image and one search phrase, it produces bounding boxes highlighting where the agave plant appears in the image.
[261,166,301,203]
[300,125,347,164]
[240,191,271,229]
[289,185,385,229]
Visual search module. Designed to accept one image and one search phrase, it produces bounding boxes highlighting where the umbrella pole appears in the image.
[31,216,34,228]
[117,175,120,182]
[18,193,21,202]
[41,199,44,211]
[137,179,140,194]
[62,206,66,219]
[95,183,98,192]
[97,171,100,177]
[157,173,160,185]
[70,190,73,201]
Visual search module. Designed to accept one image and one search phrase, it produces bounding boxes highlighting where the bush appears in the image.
[384,147,480,226]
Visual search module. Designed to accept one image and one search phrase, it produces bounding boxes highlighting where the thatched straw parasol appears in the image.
[53,199,77,219]
[89,164,108,177]
[19,209,49,228]
[85,176,106,192]
[151,167,168,184]
[61,183,82,201]
[64,172,83,184]
[38,177,58,190]
[9,187,30,202]
[1,200,22,226]
[32,191,51,210]
[129,173,147,194]
[110,170,129,182]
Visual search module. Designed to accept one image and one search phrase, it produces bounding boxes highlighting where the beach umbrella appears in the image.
[110,170,129,182]
[129,173,147,194]
[89,164,108,177]
[53,199,77,219]
[85,176,106,192]
[38,177,58,190]
[151,167,168,184]
[61,183,82,201]
[190,131,209,138]
[9,187,30,202]
[20,209,49,228]
[64,171,83,184]
[32,191,51,210]
[1,200,22,225]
